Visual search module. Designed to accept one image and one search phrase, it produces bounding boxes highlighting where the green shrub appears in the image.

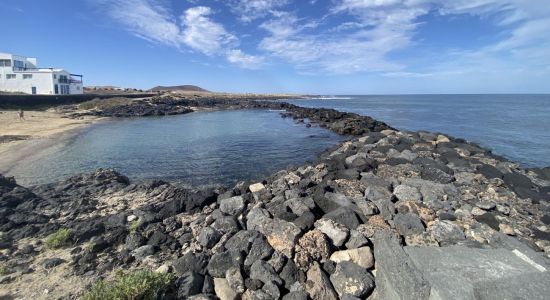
[128,221,140,233]
[0,264,5,276]
[45,228,72,249]
[82,270,174,300]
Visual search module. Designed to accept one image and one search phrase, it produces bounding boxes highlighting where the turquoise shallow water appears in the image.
[285,95,550,168]
[7,109,343,187]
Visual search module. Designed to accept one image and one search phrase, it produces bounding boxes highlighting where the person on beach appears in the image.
[17,109,25,121]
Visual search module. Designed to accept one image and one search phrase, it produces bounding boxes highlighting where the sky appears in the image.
[1,0,549,94]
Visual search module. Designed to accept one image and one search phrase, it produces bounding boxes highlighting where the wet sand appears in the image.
[0,110,105,174]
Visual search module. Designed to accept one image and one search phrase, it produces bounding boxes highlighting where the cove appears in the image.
[7,109,344,187]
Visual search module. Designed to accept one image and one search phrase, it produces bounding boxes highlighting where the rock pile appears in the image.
[1,104,550,299]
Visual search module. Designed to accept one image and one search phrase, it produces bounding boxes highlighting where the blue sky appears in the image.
[1,0,549,94]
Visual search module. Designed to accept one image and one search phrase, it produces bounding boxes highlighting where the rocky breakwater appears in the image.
[1,116,550,299]
[71,95,394,136]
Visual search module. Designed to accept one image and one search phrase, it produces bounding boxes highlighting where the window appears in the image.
[53,74,57,79]
[14,60,25,69]
[6,74,16,79]
[23,74,32,79]
[0,59,11,67]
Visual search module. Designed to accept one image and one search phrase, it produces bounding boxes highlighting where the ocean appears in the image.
[284,94,550,168]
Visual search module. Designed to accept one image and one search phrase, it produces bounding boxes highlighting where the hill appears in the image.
[149,85,210,92]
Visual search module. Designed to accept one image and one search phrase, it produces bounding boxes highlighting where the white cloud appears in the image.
[298,0,550,75]
[180,6,237,55]
[226,49,264,69]
[230,0,289,22]
[92,0,259,68]
[93,0,550,79]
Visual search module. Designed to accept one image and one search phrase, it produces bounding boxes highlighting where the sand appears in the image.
[0,110,104,174]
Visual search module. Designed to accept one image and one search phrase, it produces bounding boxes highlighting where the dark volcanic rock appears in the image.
[176,271,204,298]
[174,252,210,276]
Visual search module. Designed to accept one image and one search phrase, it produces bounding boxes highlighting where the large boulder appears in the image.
[305,262,338,300]
[330,261,375,298]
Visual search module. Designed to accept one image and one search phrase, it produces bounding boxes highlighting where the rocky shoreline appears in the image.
[1,97,549,299]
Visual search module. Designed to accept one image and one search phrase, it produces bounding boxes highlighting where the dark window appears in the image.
[54,84,59,94]
[23,74,32,79]
[14,60,24,69]
[0,59,11,67]
[6,74,16,79]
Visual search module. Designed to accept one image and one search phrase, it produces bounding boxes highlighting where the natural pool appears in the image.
[7,109,344,187]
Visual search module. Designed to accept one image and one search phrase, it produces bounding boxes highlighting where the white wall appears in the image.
[0,53,84,95]
[0,71,55,94]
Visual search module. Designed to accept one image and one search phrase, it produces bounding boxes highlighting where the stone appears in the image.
[268,251,287,273]
[405,232,439,247]
[214,278,239,300]
[421,167,454,184]
[282,291,308,300]
[475,213,500,231]
[207,250,243,277]
[330,261,375,298]
[294,230,331,270]
[354,198,378,216]
[174,252,209,275]
[395,201,436,223]
[250,260,283,286]
[125,232,146,250]
[428,220,466,246]
[305,262,338,300]
[394,213,425,236]
[262,281,281,299]
[373,198,396,220]
[197,227,222,248]
[285,197,315,216]
[249,183,266,193]
[499,223,515,235]
[477,164,503,179]
[131,245,156,260]
[323,207,360,229]
[43,258,65,269]
[225,267,245,294]
[176,271,205,298]
[212,216,240,234]
[293,211,316,231]
[329,247,374,269]
[345,230,370,249]
[373,232,431,300]
[471,207,486,216]
[219,196,245,216]
[280,260,303,290]
[365,185,393,202]
[394,185,422,202]
[476,201,496,211]
[126,214,137,222]
[247,208,302,258]
[404,245,550,300]
[314,218,349,247]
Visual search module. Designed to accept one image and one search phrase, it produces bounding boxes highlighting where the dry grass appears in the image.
[78,97,134,110]
[82,270,174,300]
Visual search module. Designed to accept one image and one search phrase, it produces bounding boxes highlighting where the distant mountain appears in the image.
[149,85,210,92]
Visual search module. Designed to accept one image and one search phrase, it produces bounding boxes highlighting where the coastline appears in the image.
[0,96,549,299]
[0,110,106,174]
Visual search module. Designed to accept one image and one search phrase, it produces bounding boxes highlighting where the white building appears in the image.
[0,52,83,95]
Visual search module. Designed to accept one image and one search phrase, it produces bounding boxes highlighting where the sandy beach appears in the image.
[0,110,104,173]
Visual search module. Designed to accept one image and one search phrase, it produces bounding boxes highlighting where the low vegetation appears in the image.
[0,264,6,276]
[78,97,133,110]
[82,270,174,300]
[128,220,141,233]
[44,228,72,249]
